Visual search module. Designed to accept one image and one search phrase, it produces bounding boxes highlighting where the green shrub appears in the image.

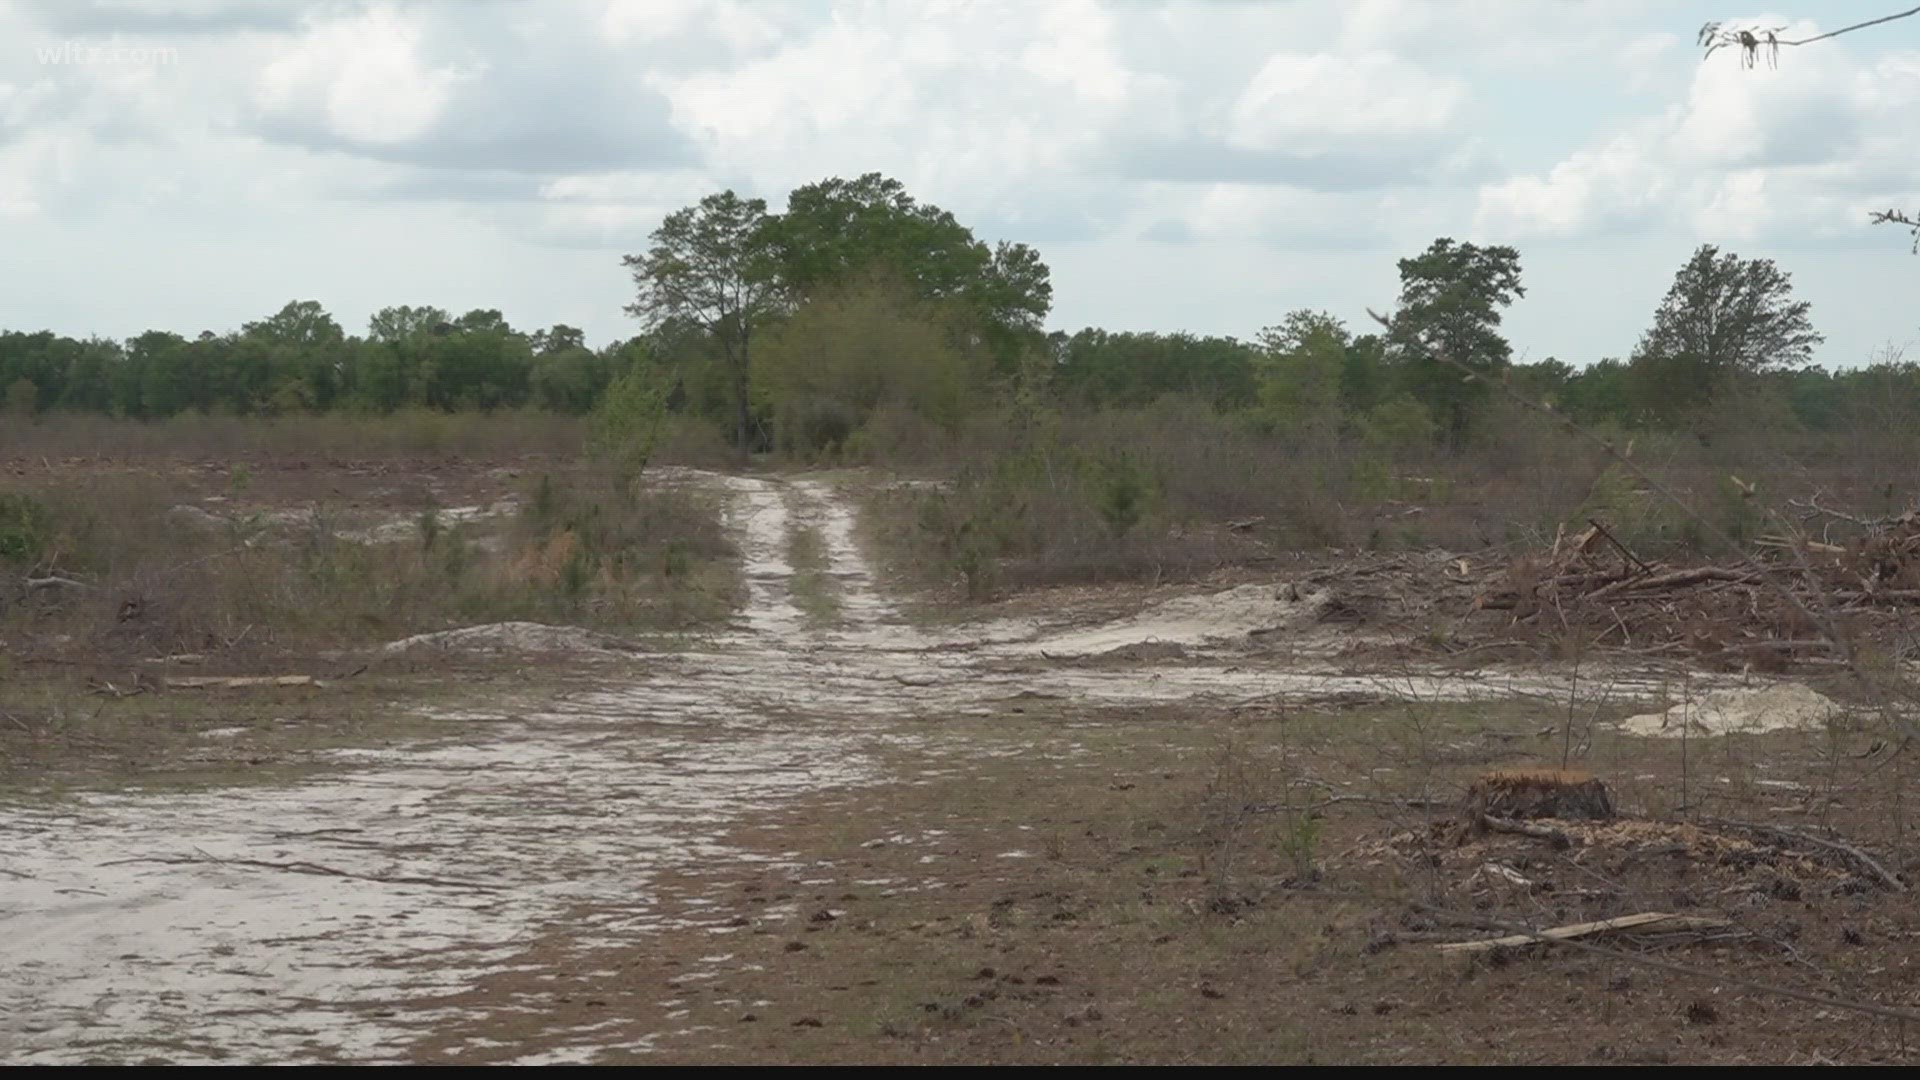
[1091,449,1154,538]
[0,492,49,565]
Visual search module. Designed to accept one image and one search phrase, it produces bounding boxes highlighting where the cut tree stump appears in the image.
[1464,769,1614,834]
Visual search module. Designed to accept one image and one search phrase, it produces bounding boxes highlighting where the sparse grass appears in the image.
[786,519,842,627]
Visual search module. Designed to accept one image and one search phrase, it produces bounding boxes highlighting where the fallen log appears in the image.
[1586,565,1759,601]
[1478,814,1573,849]
[1436,912,1731,954]
[164,675,321,690]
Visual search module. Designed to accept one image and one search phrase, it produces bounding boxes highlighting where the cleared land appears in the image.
[2,443,1917,1065]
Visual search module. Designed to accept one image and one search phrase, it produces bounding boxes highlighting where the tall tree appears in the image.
[767,173,1051,372]
[758,275,979,452]
[244,300,344,349]
[244,301,348,413]
[1626,244,1821,420]
[1387,238,1526,446]
[623,191,783,451]
[368,305,451,343]
[1256,310,1348,438]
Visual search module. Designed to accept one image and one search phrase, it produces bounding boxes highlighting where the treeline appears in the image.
[4,168,1914,448]
[0,306,631,419]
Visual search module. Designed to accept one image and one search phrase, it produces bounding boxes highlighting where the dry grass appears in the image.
[786,520,842,628]
[0,422,744,792]
[1,432,740,666]
[854,395,1920,604]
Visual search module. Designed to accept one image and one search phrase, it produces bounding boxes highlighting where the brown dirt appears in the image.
[370,700,1920,1066]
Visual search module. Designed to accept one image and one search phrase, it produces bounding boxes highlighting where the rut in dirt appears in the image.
[0,471,1703,1065]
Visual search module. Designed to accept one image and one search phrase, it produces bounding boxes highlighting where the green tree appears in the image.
[1256,310,1348,438]
[1559,358,1633,424]
[1625,244,1821,421]
[244,301,348,413]
[529,325,611,415]
[623,191,783,452]
[588,355,667,493]
[767,173,1052,372]
[1339,333,1388,417]
[758,274,980,453]
[368,305,452,343]
[1053,329,1259,411]
[1387,238,1526,446]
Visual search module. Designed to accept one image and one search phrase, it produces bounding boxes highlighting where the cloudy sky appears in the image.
[3,1,1917,368]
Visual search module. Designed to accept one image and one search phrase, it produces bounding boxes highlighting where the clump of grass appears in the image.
[0,490,51,565]
[786,519,842,627]
[498,471,738,628]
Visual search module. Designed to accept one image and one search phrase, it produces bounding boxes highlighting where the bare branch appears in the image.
[1870,209,1920,252]
[1701,7,1920,66]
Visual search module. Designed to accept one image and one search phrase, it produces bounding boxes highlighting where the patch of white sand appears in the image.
[1619,683,1843,738]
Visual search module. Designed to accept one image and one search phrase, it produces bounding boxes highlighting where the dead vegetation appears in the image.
[0,429,741,788]
[1462,511,1920,664]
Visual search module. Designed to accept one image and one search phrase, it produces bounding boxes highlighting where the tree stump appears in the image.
[1463,769,1614,833]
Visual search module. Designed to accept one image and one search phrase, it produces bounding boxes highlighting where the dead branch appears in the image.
[1479,814,1573,849]
[23,574,90,592]
[1701,7,1920,65]
[1586,565,1758,601]
[1703,817,1907,893]
[164,675,321,690]
[1872,209,1920,253]
[1436,911,1731,954]
[105,852,501,891]
[1368,306,1920,743]
[1586,517,1652,574]
[1394,898,1920,1024]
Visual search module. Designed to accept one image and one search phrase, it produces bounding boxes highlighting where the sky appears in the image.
[2,0,1918,369]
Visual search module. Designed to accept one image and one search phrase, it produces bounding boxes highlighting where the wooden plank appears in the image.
[1436,912,1730,954]
[164,675,320,689]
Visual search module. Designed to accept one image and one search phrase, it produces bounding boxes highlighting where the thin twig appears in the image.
[1777,5,1920,46]
[1586,518,1653,574]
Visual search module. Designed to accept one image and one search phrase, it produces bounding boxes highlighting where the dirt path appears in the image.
[0,472,1733,1064]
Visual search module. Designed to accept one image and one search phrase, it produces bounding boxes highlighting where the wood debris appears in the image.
[1436,912,1732,954]
[164,675,321,690]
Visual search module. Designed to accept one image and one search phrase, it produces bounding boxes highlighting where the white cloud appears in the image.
[1,0,1916,371]
[1227,52,1462,148]
[1476,18,1920,242]
[599,0,784,53]
[254,4,468,145]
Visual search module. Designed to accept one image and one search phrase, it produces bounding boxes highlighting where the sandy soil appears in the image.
[0,471,1777,1064]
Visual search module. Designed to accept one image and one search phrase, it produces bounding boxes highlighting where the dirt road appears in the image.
[0,473,1720,1064]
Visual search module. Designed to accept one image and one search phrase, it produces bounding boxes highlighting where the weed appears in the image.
[0,491,49,565]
